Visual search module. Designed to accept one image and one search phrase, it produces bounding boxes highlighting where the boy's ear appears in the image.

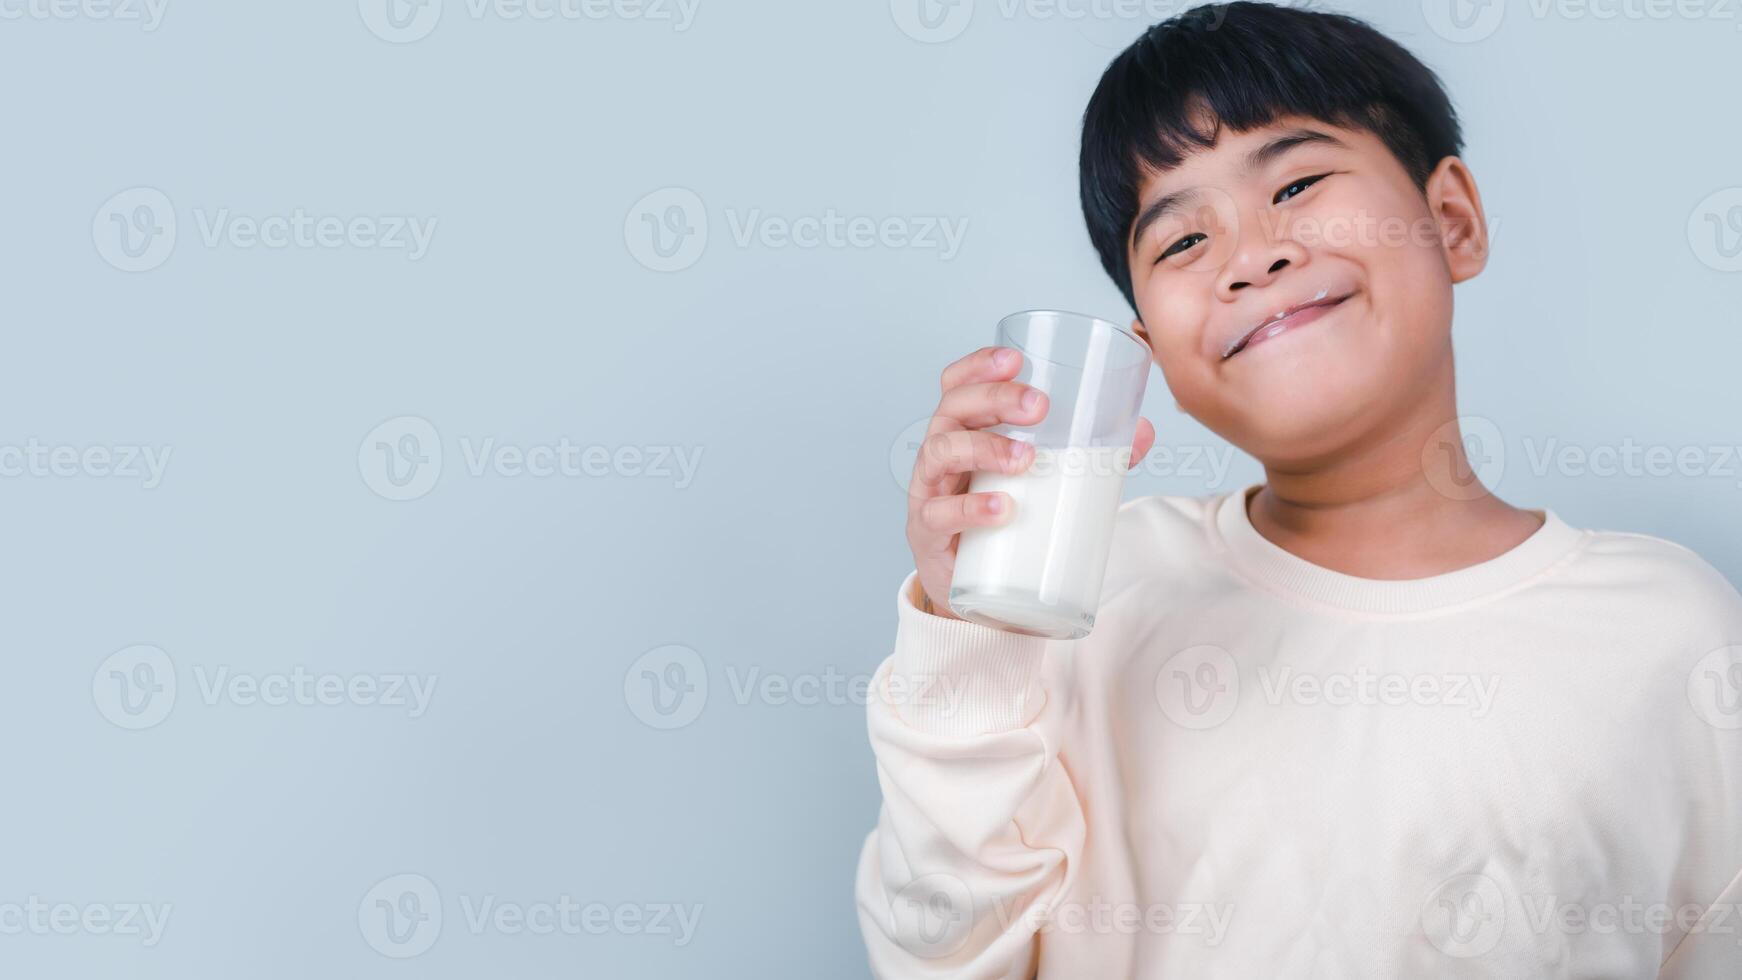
[1426,156,1490,283]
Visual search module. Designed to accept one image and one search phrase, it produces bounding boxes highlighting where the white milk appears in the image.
[949,444,1131,638]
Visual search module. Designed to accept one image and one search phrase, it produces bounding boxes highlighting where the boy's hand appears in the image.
[904,346,1156,619]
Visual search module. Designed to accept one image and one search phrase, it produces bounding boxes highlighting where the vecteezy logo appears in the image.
[92,644,177,730]
[1421,873,1506,958]
[1154,644,1239,729]
[624,644,708,730]
[1688,188,1742,273]
[890,0,973,43]
[1422,415,1504,502]
[1421,0,1505,43]
[890,873,973,958]
[1688,645,1742,730]
[359,0,443,43]
[624,187,707,272]
[889,416,937,496]
[358,416,443,501]
[358,873,442,958]
[93,187,177,272]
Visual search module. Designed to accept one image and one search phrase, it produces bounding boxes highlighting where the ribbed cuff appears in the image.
[887,571,1051,736]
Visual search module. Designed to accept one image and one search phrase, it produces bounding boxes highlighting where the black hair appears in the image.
[1078,1,1464,310]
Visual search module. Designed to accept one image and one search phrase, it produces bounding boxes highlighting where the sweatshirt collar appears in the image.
[1212,483,1589,616]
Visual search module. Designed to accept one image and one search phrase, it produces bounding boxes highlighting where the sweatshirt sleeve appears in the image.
[854,570,1086,980]
[1655,558,1742,978]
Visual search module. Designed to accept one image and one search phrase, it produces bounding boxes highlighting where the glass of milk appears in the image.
[948,311,1151,639]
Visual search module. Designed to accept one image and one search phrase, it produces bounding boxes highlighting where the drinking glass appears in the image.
[948,310,1151,639]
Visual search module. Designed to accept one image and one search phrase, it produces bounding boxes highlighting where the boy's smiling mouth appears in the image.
[1220,287,1354,360]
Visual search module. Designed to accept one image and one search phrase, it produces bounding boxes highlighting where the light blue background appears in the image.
[1,0,1738,976]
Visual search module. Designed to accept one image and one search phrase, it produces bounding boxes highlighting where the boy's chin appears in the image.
[1210,378,1389,463]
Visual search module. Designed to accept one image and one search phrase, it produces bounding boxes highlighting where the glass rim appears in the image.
[997,309,1152,364]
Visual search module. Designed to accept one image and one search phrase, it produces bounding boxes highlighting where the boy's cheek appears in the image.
[1369,235,1457,331]
[1286,178,1427,254]
[1138,305,1209,368]
[1149,334,1222,419]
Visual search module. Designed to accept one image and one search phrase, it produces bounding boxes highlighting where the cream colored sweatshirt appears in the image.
[856,483,1742,979]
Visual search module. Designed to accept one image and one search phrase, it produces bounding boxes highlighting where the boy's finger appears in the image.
[935,380,1048,430]
[913,491,1013,536]
[940,346,1021,393]
[1129,416,1156,471]
[913,429,1034,488]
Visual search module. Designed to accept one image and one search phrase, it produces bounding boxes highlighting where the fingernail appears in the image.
[986,494,1004,514]
[1008,441,1029,466]
[1021,389,1042,413]
[993,348,1014,368]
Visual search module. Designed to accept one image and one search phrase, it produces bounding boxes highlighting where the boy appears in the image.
[856,3,1742,977]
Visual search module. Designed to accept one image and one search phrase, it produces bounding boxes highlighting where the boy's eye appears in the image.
[1158,232,1206,263]
[1274,173,1331,204]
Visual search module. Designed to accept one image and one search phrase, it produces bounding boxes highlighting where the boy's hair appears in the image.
[1079,1,1465,309]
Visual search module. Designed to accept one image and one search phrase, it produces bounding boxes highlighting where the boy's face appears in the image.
[1125,114,1487,465]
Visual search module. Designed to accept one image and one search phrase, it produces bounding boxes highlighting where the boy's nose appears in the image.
[1217,227,1308,298]
[1227,257,1291,292]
